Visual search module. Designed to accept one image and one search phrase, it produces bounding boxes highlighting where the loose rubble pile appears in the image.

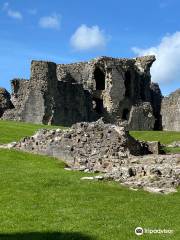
[103,154,180,194]
[2,120,179,194]
[12,119,150,172]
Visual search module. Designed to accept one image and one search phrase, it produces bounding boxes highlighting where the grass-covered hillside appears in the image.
[0,120,180,240]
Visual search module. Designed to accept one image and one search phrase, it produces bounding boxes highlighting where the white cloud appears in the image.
[2,2,23,20]
[132,32,180,84]
[7,9,23,20]
[70,24,109,51]
[39,14,61,30]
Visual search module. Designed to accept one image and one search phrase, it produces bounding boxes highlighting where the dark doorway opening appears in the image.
[124,71,131,97]
[93,98,104,114]
[122,108,129,120]
[94,67,105,90]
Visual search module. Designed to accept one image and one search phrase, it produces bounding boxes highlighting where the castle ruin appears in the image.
[0,55,179,193]
[1,55,166,130]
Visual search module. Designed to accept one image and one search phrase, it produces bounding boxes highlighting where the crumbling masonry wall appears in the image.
[2,55,163,130]
[161,89,180,131]
[0,88,13,117]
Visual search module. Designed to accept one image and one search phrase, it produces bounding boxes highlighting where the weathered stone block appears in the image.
[128,102,155,130]
[146,141,160,154]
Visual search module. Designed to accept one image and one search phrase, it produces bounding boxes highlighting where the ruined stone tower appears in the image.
[2,55,162,130]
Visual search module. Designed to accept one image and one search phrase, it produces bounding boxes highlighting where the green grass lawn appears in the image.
[130,131,180,144]
[0,120,65,144]
[130,131,180,153]
[0,121,180,239]
[163,146,180,153]
[0,149,179,240]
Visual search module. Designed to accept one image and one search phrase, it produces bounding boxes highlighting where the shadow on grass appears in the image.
[0,232,96,240]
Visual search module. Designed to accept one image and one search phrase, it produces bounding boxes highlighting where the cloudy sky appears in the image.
[0,0,180,95]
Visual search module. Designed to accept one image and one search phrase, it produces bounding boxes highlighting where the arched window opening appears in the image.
[122,108,129,120]
[124,71,131,97]
[94,67,105,90]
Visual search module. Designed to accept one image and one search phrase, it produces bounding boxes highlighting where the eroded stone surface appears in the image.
[161,89,180,131]
[127,102,155,130]
[0,88,13,117]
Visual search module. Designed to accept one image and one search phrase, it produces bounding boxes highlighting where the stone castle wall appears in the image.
[161,89,180,131]
[0,55,169,130]
[0,88,13,117]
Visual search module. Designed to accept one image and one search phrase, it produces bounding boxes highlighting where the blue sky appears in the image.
[0,0,180,95]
